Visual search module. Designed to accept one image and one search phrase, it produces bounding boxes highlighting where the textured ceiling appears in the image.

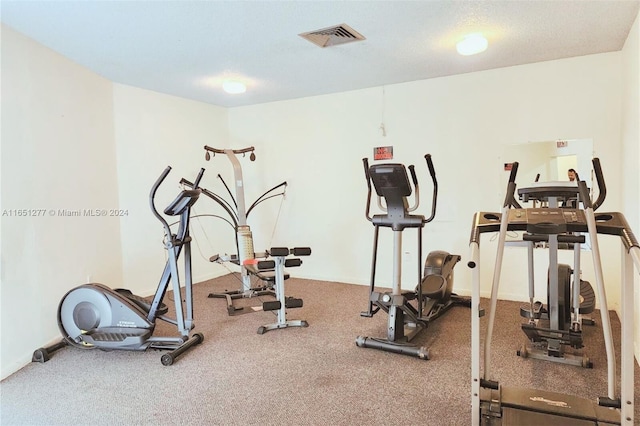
[2,1,639,108]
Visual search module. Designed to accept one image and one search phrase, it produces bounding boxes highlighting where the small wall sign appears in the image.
[374,146,393,160]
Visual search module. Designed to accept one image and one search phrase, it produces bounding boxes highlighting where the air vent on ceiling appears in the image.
[299,23,365,48]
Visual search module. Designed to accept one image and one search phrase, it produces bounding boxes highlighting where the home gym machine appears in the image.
[33,167,205,366]
[468,158,639,424]
[180,145,310,333]
[355,154,470,359]
[513,171,602,368]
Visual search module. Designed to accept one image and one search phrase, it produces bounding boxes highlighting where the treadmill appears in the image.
[467,158,639,425]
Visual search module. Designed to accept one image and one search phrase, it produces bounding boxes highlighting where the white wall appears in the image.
[2,21,638,378]
[113,84,231,296]
[1,25,123,378]
[621,11,640,361]
[227,53,624,307]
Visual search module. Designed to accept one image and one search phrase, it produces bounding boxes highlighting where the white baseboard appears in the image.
[1,335,64,381]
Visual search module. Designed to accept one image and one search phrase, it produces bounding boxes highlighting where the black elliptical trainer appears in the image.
[355,154,470,359]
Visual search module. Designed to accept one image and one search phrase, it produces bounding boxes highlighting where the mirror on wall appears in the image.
[499,138,594,247]
[501,138,594,187]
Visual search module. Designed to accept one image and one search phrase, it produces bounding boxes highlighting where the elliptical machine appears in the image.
[468,158,639,424]
[514,174,604,368]
[355,154,470,359]
[33,167,205,366]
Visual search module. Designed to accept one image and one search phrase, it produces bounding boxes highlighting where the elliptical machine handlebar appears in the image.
[150,167,173,238]
[192,167,205,189]
[363,157,373,222]
[503,162,522,209]
[578,181,592,209]
[591,157,606,211]
[362,153,440,224]
[423,154,438,224]
[407,165,420,213]
[150,167,204,245]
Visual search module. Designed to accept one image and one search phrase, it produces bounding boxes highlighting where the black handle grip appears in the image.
[508,162,519,183]
[193,168,205,189]
[408,165,418,187]
[422,154,438,224]
[591,157,606,211]
[502,162,521,208]
[425,154,436,179]
[362,158,371,182]
[149,166,173,236]
[578,181,592,209]
[523,234,586,244]
[363,158,373,222]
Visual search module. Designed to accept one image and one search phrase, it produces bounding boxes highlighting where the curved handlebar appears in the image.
[423,154,438,223]
[425,154,436,180]
[591,157,606,211]
[408,165,418,188]
[362,154,439,224]
[150,167,173,234]
[508,162,519,183]
[204,145,255,155]
[578,181,592,209]
[151,167,205,243]
[193,168,205,189]
[204,145,256,162]
[363,158,372,222]
[504,162,521,209]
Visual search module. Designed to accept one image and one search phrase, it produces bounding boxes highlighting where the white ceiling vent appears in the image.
[299,23,365,48]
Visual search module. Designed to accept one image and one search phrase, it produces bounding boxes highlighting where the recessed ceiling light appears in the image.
[222,80,246,94]
[456,34,488,56]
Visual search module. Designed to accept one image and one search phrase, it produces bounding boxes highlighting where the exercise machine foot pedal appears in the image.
[81,327,152,347]
[519,301,545,319]
[114,288,169,316]
[573,280,596,315]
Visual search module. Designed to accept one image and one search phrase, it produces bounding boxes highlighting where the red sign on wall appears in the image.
[374,146,393,160]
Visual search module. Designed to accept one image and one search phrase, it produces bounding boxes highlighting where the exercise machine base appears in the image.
[355,336,430,360]
[479,385,621,425]
[208,287,276,316]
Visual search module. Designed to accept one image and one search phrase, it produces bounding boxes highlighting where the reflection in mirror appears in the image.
[499,138,594,248]
[500,138,594,205]
[501,138,593,186]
